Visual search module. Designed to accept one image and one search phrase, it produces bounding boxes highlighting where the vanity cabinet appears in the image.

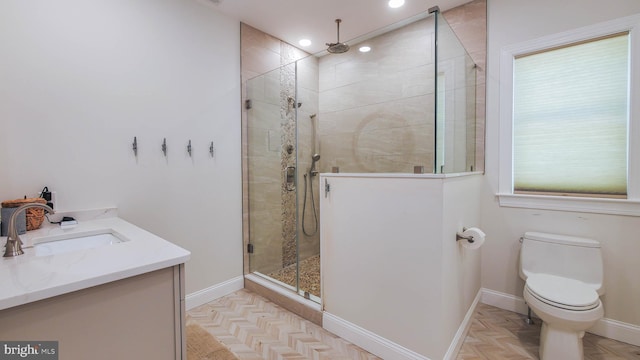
[0,264,186,360]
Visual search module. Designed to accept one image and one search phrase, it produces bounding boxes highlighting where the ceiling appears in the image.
[201,0,474,54]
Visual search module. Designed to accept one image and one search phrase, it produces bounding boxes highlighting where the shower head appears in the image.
[310,153,321,174]
[327,43,350,54]
[326,19,350,54]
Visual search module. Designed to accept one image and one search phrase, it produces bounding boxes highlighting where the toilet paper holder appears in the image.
[456,227,475,243]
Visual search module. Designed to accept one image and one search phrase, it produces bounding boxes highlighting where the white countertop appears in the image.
[0,210,190,311]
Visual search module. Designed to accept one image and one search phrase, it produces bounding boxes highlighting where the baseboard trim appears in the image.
[443,289,483,360]
[588,317,640,347]
[322,290,483,360]
[481,287,530,315]
[480,288,640,347]
[185,276,244,310]
[323,312,430,360]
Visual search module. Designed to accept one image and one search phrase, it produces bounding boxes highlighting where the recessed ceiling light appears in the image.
[299,39,312,47]
[359,46,371,53]
[388,0,405,8]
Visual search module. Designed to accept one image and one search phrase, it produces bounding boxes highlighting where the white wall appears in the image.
[441,175,482,353]
[484,0,640,326]
[0,0,242,294]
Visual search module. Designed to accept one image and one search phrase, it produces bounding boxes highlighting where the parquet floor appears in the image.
[187,290,640,360]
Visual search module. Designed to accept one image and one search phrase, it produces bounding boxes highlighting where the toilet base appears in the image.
[523,284,603,360]
[540,322,585,360]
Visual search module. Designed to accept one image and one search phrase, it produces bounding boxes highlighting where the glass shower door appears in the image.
[246,63,301,293]
[293,56,321,302]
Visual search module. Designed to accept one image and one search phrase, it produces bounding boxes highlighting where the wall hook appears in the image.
[162,138,167,157]
[209,141,215,157]
[187,140,192,157]
[132,136,138,156]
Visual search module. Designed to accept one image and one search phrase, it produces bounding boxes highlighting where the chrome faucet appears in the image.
[3,203,54,257]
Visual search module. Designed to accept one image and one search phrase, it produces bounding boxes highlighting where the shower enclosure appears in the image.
[244,9,478,303]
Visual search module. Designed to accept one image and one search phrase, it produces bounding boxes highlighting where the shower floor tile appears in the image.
[266,255,320,297]
[187,290,640,360]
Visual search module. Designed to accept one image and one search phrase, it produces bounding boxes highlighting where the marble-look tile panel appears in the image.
[317,94,435,173]
[297,57,320,91]
[320,36,433,94]
[241,23,281,55]
[246,128,276,157]
[319,67,434,114]
[241,28,279,73]
[241,46,281,82]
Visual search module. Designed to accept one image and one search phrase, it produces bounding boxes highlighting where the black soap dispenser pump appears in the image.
[40,186,53,209]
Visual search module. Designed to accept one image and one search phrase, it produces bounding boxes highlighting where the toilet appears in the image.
[519,232,604,360]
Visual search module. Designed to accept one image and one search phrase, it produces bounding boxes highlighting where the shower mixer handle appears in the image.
[285,166,296,191]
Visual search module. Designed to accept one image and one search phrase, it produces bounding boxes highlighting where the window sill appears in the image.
[497,193,640,217]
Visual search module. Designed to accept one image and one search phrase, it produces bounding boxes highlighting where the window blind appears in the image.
[513,33,629,197]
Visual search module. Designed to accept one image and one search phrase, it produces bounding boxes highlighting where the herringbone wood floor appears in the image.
[187,289,380,360]
[459,304,640,360]
[187,290,640,360]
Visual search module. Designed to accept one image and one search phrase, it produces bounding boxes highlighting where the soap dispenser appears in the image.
[40,186,54,209]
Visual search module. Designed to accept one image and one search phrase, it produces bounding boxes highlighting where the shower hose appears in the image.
[302,172,319,237]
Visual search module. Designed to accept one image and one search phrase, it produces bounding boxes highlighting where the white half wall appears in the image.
[483,0,640,328]
[320,173,482,359]
[0,0,242,294]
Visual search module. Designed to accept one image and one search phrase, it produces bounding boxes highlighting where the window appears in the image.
[513,33,629,198]
[498,15,640,216]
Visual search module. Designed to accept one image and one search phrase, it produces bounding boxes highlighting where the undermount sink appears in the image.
[33,230,127,256]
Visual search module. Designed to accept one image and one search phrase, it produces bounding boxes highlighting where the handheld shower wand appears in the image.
[309,153,321,176]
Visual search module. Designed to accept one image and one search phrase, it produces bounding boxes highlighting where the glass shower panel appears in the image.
[317,14,435,174]
[246,63,299,292]
[295,56,321,301]
[435,12,477,173]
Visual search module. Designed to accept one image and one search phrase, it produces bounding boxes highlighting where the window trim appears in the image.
[498,14,640,216]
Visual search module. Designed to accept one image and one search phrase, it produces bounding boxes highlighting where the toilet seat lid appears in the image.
[526,273,599,310]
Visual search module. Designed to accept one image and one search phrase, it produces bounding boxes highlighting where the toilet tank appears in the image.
[519,232,604,295]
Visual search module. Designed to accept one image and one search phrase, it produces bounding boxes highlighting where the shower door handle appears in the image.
[285,166,296,191]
